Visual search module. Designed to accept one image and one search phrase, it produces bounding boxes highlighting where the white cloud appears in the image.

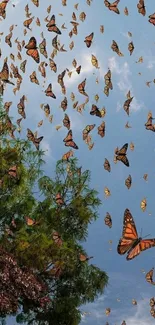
[120,298,154,325]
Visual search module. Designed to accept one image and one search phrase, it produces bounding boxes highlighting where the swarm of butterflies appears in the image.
[1,0,155,323]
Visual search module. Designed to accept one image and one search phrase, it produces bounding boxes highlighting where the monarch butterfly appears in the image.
[5,32,12,47]
[121,321,126,325]
[90,104,102,117]
[25,37,40,63]
[8,165,17,178]
[104,158,111,172]
[104,212,112,228]
[79,254,93,262]
[62,0,67,5]
[130,142,134,151]
[61,97,67,111]
[145,111,155,131]
[104,69,113,91]
[69,40,74,50]
[84,32,94,48]
[91,54,100,69]
[4,101,12,113]
[150,297,155,307]
[31,0,39,6]
[55,193,64,205]
[143,173,148,181]
[69,30,73,38]
[149,13,155,26]
[125,121,132,128]
[105,308,111,316]
[78,79,88,97]
[30,71,39,85]
[25,216,39,226]
[72,59,77,68]
[132,299,137,305]
[111,40,124,56]
[115,143,129,167]
[62,150,74,161]
[125,174,132,189]
[117,208,155,260]
[20,60,27,73]
[46,15,61,34]
[63,130,78,149]
[49,58,57,73]
[137,0,146,16]
[0,0,9,19]
[98,122,105,137]
[128,41,134,55]
[17,51,22,60]
[100,25,104,33]
[17,95,26,119]
[52,35,59,51]
[123,97,133,116]
[39,38,48,58]
[52,231,63,246]
[36,17,41,26]
[76,65,81,74]
[0,59,14,85]
[10,53,15,62]
[140,198,147,212]
[150,308,155,318]
[23,17,34,30]
[74,3,78,10]
[63,114,70,130]
[45,83,56,99]
[38,120,43,127]
[58,70,66,87]
[124,7,129,16]
[104,0,120,14]
[27,128,43,150]
[79,12,86,22]
[82,124,95,141]
[104,187,111,198]
[145,268,155,285]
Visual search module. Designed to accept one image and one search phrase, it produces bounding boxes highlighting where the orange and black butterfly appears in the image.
[63,114,70,130]
[39,38,48,58]
[0,59,14,85]
[25,216,39,226]
[125,174,132,189]
[111,40,124,56]
[61,97,67,111]
[31,0,39,6]
[63,130,78,149]
[8,165,17,178]
[23,17,34,30]
[104,212,112,228]
[49,58,57,73]
[98,122,105,137]
[104,0,120,14]
[90,105,101,117]
[79,254,93,262]
[58,70,66,87]
[55,193,64,205]
[76,65,81,74]
[115,143,129,167]
[0,0,9,19]
[52,231,63,246]
[30,71,39,85]
[149,13,155,26]
[17,95,26,119]
[118,208,155,260]
[104,158,111,172]
[104,69,113,96]
[4,101,12,113]
[45,83,56,98]
[128,41,134,55]
[62,150,73,161]
[46,15,61,34]
[5,32,12,47]
[52,35,59,50]
[145,111,155,132]
[78,78,88,97]
[84,32,94,48]
[150,297,155,307]
[123,97,133,116]
[145,268,155,285]
[83,124,95,141]
[25,37,40,63]
[137,0,146,16]
[27,128,43,150]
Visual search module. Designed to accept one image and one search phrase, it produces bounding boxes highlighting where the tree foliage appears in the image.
[0,98,108,325]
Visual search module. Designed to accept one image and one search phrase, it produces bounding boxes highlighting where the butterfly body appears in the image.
[117,209,155,260]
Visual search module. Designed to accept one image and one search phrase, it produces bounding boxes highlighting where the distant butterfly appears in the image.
[145,268,155,285]
[84,32,94,48]
[128,41,134,55]
[49,58,57,73]
[0,0,9,19]
[0,59,14,85]
[132,299,137,306]
[104,158,111,172]
[91,54,100,69]
[115,143,129,167]
[27,128,43,150]
[30,71,39,85]
[105,308,111,316]
[98,122,105,137]
[104,187,111,198]
[31,0,39,7]
[39,38,48,58]
[111,40,124,56]
[46,15,61,34]
[125,174,132,189]
[124,7,129,16]
[63,114,70,130]
[149,13,155,26]
[90,104,102,118]
[83,124,95,141]
[23,17,34,30]
[140,198,147,212]
[55,193,64,205]
[117,208,155,260]
[78,79,88,97]
[104,212,112,228]
[45,83,56,98]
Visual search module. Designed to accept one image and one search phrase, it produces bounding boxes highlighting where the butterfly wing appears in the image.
[117,209,138,255]
[127,239,155,260]
[116,155,129,167]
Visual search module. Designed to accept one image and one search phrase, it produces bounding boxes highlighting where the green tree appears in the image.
[0,102,108,325]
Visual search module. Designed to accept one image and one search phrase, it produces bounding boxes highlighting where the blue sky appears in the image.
[2,0,155,324]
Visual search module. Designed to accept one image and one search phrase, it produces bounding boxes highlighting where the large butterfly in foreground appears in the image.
[117,209,155,260]
[114,143,129,167]
[25,37,40,63]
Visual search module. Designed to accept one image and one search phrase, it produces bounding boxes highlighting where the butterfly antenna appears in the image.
[143,234,151,239]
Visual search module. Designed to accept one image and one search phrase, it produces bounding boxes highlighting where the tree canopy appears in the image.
[0,99,108,325]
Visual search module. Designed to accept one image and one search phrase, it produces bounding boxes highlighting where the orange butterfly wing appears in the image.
[117,209,138,255]
[127,239,155,260]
